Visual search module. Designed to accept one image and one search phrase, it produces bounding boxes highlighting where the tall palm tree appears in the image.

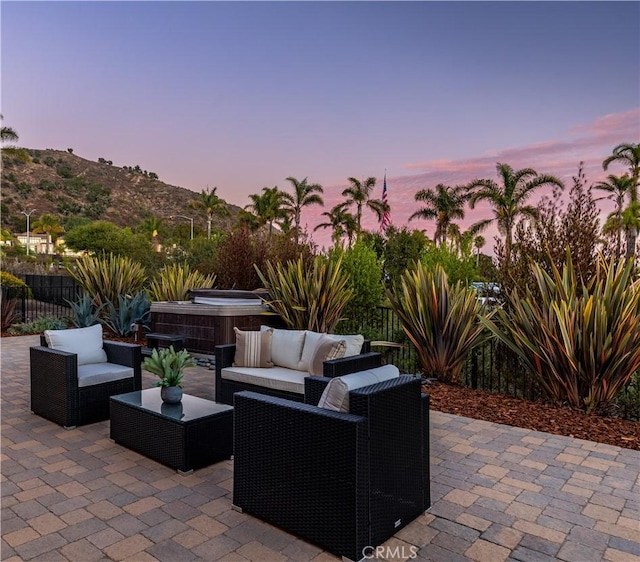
[190,187,228,239]
[409,183,469,246]
[474,235,485,267]
[342,176,387,233]
[245,186,286,236]
[137,216,165,241]
[0,115,18,143]
[468,163,564,264]
[594,174,634,260]
[603,143,640,259]
[314,202,357,247]
[281,176,324,242]
[31,214,64,256]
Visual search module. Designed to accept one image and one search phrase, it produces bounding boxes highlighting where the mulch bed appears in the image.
[424,380,640,451]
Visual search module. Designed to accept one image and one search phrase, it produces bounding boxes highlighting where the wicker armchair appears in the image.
[233,375,430,562]
[30,335,142,428]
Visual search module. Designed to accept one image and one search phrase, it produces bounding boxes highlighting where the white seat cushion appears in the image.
[45,324,108,366]
[77,362,135,388]
[323,334,364,357]
[317,365,400,412]
[221,366,307,395]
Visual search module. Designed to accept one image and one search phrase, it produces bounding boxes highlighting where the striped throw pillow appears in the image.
[233,328,274,368]
[308,336,346,376]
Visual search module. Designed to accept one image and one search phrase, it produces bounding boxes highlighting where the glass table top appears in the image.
[112,388,232,422]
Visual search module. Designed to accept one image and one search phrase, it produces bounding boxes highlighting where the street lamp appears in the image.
[21,208,37,256]
[170,215,194,240]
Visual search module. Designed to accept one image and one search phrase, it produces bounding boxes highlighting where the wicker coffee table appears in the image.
[110,388,233,474]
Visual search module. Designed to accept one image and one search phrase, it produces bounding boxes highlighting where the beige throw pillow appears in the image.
[308,335,346,376]
[233,328,273,368]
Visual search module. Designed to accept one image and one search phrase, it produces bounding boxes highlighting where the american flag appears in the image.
[380,172,391,232]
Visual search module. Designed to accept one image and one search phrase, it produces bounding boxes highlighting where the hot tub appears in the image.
[150,290,282,355]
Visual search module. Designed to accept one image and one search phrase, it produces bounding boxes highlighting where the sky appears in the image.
[2,1,639,250]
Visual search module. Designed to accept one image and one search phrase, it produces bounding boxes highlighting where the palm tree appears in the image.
[603,143,640,259]
[31,214,64,256]
[342,176,387,233]
[594,174,634,259]
[409,183,469,246]
[468,163,564,264]
[474,235,485,267]
[245,186,286,236]
[190,187,228,239]
[137,216,165,242]
[314,202,357,247]
[281,176,324,243]
[0,115,18,143]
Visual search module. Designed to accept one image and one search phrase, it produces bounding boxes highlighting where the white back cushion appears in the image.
[298,330,325,371]
[323,334,364,357]
[45,324,108,366]
[317,365,400,412]
[261,326,306,370]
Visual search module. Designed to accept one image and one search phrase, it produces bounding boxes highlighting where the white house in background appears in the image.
[8,233,83,257]
[14,232,51,255]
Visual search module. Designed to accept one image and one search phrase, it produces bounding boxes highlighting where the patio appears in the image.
[2,335,639,562]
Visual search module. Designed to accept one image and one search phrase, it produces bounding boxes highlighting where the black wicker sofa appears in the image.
[214,338,380,405]
[233,374,430,562]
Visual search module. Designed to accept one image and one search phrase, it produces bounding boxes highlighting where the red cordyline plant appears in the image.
[387,263,493,384]
[482,254,640,414]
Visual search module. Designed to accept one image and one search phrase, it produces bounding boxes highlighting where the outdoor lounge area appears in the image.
[2,334,640,562]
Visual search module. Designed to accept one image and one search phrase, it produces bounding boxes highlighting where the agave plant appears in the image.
[66,292,106,328]
[102,291,151,337]
[387,263,492,384]
[255,255,354,333]
[1,292,20,332]
[67,254,147,307]
[147,263,216,302]
[482,254,640,413]
[142,346,195,388]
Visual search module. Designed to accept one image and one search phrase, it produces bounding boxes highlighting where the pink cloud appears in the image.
[305,109,637,251]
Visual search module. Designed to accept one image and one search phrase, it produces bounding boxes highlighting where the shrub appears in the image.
[147,263,216,302]
[1,293,20,331]
[387,263,492,383]
[1,271,28,298]
[482,254,640,414]
[256,255,354,333]
[66,292,105,327]
[335,240,384,334]
[8,316,66,335]
[102,291,150,337]
[67,253,147,307]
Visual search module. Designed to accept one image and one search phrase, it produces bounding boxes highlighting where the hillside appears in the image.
[0,148,240,232]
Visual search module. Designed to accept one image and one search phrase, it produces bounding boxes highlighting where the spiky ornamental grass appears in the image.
[147,263,216,302]
[482,255,640,414]
[387,263,493,384]
[67,253,147,307]
[255,255,354,333]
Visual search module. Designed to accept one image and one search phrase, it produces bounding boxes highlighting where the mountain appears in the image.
[0,148,240,232]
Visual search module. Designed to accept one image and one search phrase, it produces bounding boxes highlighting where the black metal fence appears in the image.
[13,275,82,323]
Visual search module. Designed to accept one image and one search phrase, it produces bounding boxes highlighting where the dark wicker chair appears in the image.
[214,340,380,405]
[30,335,142,428]
[233,375,430,562]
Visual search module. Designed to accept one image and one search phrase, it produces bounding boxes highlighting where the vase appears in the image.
[161,386,183,404]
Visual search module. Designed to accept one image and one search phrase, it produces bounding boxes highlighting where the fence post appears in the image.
[471,348,478,390]
[20,285,27,323]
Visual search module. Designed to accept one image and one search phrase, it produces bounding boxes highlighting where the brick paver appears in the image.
[2,334,639,561]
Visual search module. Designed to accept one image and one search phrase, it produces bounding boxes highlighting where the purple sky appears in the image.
[2,1,639,250]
